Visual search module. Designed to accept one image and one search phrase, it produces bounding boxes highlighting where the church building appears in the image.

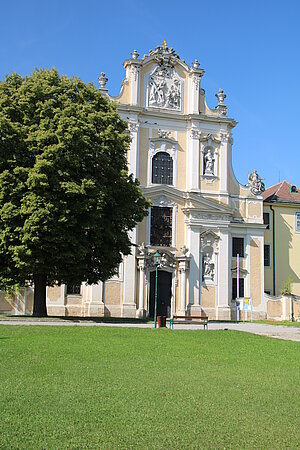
[46,42,266,320]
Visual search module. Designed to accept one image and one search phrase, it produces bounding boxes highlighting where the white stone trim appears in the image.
[188,226,201,306]
[147,138,177,187]
[147,199,177,249]
[218,228,230,307]
[187,125,200,191]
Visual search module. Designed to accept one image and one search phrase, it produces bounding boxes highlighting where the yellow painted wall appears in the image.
[201,285,216,307]
[176,206,186,249]
[264,203,300,296]
[105,282,121,305]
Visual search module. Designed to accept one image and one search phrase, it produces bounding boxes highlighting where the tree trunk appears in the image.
[33,274,48,317]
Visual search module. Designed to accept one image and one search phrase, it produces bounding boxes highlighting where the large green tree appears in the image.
[0,69,149,316]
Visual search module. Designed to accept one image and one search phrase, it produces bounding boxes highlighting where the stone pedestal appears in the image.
[216,306,232,321]
[189,304,203,316]
[88,302,105,317]
[121,303,137,318]
[137,308,147,319]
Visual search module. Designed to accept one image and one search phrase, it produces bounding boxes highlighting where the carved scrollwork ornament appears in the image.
[158,129,171,139]
[190,128,200,139]
[128,120,139,134]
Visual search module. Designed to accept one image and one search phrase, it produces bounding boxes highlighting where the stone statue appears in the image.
[138,242,149,256]
[204,149,215,175]
[203,253,214,281]
[248,170,265,195]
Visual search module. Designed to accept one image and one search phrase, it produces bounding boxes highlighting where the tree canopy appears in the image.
[0,68,149,315]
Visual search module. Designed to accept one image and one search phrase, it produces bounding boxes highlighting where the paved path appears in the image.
[0,318,299,342]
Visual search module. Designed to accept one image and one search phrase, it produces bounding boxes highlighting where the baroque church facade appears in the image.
[46,43,266,320]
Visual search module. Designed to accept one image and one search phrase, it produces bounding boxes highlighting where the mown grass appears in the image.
[0,326,299,449]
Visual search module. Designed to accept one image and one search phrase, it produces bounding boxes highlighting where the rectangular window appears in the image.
[150,206,172,247]
[296,212,300,232]
[67,284,81,295]
[232,237,244,257]
[232,278,244,299]
[263,212,270,229]
[264,244,271,267]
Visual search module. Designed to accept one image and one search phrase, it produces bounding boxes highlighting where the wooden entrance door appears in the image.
[149,270,172,318]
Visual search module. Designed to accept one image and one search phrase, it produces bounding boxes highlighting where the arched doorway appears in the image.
[149,270,172,318]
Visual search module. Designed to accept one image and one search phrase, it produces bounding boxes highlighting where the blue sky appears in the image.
[1,0,299,188]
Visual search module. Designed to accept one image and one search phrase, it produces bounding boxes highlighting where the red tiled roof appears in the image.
[262,180,300,203]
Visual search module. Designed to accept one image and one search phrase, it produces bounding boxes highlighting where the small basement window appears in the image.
[67,284,81,295]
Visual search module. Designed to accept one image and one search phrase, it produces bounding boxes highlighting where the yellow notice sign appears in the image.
[244,298,250,305]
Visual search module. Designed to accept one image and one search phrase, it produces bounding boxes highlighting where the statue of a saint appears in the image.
[204,150,215,175]
[248,170,265,195]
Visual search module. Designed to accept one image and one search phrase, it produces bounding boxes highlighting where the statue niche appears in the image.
[203,148,215,176]
[147,66,182,111]
[202,250,214,282]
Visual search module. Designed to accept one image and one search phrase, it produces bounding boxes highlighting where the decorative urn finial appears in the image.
[192,59,200,69]
[98,72,108,90]
[215,88,227,116]
[131,49,139,60]
[216,88,226,105]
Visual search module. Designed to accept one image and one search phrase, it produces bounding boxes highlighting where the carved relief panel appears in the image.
[145,66,183,112]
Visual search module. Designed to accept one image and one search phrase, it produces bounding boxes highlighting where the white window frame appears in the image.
[295,212,300,232]
[146,196,177,248]
[148,139,177,187]
[264,244,271,267]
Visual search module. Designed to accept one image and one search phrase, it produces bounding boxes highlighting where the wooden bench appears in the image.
[170,315,208,330]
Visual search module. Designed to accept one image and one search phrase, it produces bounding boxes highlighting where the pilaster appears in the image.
[137,257,146,318]
[218,228,230,313]
[122,228,138,317]
[188,127,200,191]
[46,284,66,316]
[128,118,140,178]
[86,283,105,317]
[188,226,200,308]
[220,131,230,193]
[178,258,189,314]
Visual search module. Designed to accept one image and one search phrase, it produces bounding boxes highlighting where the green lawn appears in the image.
[0,326,299,449]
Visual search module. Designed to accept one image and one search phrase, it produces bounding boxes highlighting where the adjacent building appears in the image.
[263,180,300,296]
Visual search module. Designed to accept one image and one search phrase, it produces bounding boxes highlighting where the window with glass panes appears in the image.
[152,152,173,185]
[232,237,244,257]
[232,278,244,299]
[264,244,271,266]
[150,206,172,246]
[263,212,270,229]
[296,212,300,232]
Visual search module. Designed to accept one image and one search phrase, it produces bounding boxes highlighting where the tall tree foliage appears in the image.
[0,69,149,316]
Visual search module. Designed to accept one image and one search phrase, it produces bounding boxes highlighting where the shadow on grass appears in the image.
[0,314,153,324]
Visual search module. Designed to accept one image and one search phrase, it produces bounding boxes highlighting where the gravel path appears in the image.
[0,318,299,342]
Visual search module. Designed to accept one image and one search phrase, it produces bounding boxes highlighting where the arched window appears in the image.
[152,152,173,185]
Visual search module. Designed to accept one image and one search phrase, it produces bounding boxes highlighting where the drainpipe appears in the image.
[270,205,275,295]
